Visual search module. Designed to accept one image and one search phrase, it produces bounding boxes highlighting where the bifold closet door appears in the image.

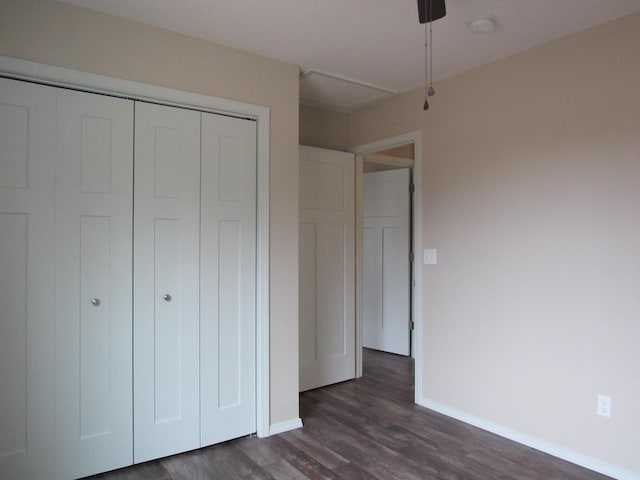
[133,102,201,463]
[0,78,56,480]
[54,88,134,479]
[200,113,257,445]
[0,78,134,480]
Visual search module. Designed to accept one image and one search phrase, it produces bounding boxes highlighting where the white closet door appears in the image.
[134,102,201,463]
[363,168,411,356]
[0,78,56,480]
[200,113,257,445]
[53,88,134,479]
[299,146,355,392]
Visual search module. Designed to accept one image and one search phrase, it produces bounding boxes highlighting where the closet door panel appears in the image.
[134,102,201,463]
[0,78,56,480]
[54,88,134,480]
[200,113,256,445]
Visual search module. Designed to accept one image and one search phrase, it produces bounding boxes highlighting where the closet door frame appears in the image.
[0,55,272,439]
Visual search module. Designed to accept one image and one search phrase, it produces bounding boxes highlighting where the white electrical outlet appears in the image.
[597,394,612,418]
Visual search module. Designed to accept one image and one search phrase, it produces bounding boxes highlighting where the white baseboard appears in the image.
[269,417,303,436]
[418,397,639,480]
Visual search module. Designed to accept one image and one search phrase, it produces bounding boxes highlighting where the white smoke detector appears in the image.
[468,15,497,33]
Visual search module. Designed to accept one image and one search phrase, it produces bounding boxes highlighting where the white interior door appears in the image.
[54,88,134,479]
[0,77,56,480]
[133,102,201,463]
[363,168,411,355]
[200,112,257,445]
[299,146,355,392]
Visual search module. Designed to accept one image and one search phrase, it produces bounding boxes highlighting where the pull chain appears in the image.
[428,16,435,97]
[423,0,436,110]
[424,21,429,110]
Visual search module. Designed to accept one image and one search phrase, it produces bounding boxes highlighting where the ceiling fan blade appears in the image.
[417,0,446,24]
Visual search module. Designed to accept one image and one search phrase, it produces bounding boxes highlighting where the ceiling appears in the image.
[60,0,640,111]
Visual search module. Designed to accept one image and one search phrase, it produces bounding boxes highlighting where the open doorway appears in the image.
[351,132,423,403]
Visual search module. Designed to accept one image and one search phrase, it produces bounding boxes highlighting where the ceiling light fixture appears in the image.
[468,15,497,33]
[418,0,447,111]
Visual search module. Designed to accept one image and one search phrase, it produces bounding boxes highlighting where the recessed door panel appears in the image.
[218,220,242,408]
[0,102,29,189]
[154,126,185,198]
[80,115,113,194]
[317,223,348,358]
[362,225,382,342]
[218,136,242,202]
[299,222,318,366]
[299,160,344,211]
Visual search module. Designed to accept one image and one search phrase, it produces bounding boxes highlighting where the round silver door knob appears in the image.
[163,294,172,302]
[91,298,101,306]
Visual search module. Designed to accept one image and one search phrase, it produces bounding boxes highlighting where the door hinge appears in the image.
[409,320,415,331]
[409,251,414,263]
[409,183,415,194]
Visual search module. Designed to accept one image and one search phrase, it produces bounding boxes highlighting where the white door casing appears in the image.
[200,112,257,445]
[133,102,202,463]
[54,88,134,479]
[362,168,411,356]
[351,131,422,399]
[299,146,355,392]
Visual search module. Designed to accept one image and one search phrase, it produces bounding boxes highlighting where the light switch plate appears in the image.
[423,249,437,265]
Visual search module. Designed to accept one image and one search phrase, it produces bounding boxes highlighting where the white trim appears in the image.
[0,56,264,119]
[353,154,364,378]
[300,69,398,112]
[419,398,640,480]
[255,108,271,438]
[350,131,423,402]
[269,418,303,436]
[299,97,352,114]
[0,55,271,439]
[300,69,398,95]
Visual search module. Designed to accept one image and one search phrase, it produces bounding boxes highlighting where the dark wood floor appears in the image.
[89,349,611,479]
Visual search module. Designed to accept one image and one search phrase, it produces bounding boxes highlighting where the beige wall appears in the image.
[377,144,415,160]
[3,0,640,473]
[0,0,300,426]
[349,13,640,475]
[299,104,350,151]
